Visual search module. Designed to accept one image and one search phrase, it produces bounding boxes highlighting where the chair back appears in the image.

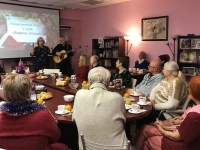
[80,134,130,150]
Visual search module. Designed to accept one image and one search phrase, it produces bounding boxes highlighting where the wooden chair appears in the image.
[80,134,131,150]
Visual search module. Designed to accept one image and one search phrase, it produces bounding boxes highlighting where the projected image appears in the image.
[0,9,59,50]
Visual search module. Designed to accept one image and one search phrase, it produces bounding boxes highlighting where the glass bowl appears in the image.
[69,83,79,89]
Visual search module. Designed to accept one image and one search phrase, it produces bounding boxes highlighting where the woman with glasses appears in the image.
[30,37,53,72]
[110,57,132,88]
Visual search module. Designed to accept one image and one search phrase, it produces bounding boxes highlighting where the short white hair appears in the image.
[88,67,111,86]
[164,61,179,76]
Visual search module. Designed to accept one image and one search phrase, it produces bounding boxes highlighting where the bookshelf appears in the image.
[92,37,125,69]
[177,35,200,76]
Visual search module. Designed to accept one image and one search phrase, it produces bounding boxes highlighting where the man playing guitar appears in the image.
[52,36,74,76]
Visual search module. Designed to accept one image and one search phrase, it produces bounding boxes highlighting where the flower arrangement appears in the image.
[143,19,166,37]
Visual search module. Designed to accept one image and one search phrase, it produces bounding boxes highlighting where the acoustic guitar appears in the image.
[53,46,81,63]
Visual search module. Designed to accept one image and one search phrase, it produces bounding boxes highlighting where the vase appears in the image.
[152,33,157,39]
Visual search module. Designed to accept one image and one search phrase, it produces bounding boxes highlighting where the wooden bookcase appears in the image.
[177,35,200,76]
[92,37,125,69]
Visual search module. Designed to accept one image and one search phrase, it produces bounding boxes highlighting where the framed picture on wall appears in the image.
[141,16,168,41]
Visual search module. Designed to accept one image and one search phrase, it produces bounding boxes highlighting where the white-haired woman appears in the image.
[136,61,188,129]
[0,74,68,150]
[73,67,127,150]
[30,37,53,72]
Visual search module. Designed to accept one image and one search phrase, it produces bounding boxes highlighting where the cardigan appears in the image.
[75,65,90,80]
[72,83,127,150]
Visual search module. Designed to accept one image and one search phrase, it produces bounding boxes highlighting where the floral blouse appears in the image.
[111,69,132,88]
[30,46,51,72]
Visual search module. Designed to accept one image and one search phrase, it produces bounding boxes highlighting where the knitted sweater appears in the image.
[150,78,188,117]
[136,73,164,97]
[72,83,127,150]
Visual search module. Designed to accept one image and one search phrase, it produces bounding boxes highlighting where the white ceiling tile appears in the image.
[10,0,132,10]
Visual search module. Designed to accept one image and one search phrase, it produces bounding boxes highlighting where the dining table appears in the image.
[0,74,152,149]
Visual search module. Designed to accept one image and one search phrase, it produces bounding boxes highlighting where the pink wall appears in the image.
[60,9,82,73]
[82,0,200,67]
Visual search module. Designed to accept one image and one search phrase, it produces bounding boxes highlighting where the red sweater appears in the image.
[76,65,90,80]
[0,110,64,150]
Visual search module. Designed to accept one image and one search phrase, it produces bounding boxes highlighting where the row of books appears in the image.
[103,50,118,58]
[99,59,111,67]
[180,39,200,49]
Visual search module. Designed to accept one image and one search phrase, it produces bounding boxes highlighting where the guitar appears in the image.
[53,46,81,63]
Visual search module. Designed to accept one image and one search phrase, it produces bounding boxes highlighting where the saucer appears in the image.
[123,98,135,101]
[130,93,141,97]
[137,101,151,106]
[128,109,142,114]
[125,104,132,110]
[55,110,69,115]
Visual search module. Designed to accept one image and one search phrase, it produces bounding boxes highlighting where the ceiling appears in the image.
[3,0,131,10]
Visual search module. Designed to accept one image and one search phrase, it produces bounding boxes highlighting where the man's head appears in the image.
[59,36,66,45]
[90,55,99,67]
[148,60,161,75]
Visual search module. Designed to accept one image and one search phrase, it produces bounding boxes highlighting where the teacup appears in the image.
[137,68,140,71]
[133,91,139,96]
[39,70,43,73]
[131,104,140,112]
[57,105,65,112]
[139,69,143,73]
[139,97,146,104]
[35,85,45,90]
[12,70,16,73]
[129,68,132,72]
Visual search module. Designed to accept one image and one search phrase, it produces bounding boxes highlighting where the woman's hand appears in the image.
[31,43,35,55]
[154,118,163,126]
[172,116,183,125]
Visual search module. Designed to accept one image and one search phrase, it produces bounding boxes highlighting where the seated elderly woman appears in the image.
[135,75,200,150]
[136,61,188,129]
[73,67,128,150]
[0,74,68,150]
[110,57,132,88]
[135,51,149,69]
[76,54,90,80]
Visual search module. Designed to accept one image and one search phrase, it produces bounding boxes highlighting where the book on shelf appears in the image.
[112,49,118,58]
[104,59,111,67]
[106,50,112,58]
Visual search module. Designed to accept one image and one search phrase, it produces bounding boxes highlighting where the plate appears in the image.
[55,110,70,115]
[137,101,151,106]
[130,93,141,97]
[123,98,135,101]
[36,76,48,80]
[128,109,142,114]
[125,104,131,110]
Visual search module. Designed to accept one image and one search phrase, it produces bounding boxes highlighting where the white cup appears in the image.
[133,91,139,96]
[39,70,43,73]
[129,68,132,72]
[57,105,65,112]
[35,85,45,90]
[131,104,140,112]
[12,70,16,73]
[137,68,140,71]
[139,69,143,73]
[139,97,146,104]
